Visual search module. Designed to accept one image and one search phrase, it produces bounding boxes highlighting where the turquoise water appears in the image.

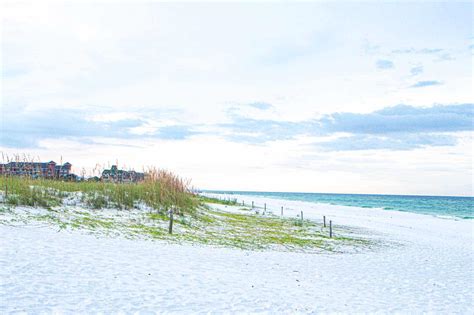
[206,190,473,220]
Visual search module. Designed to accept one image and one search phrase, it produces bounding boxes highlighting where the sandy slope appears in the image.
[1,196,473,314]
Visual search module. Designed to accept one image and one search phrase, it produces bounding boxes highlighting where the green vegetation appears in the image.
[0,174,373,253]
[0,169,198,214]
[198,195,239,206]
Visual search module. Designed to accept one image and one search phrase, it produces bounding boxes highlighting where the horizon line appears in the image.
[201,189,474,199]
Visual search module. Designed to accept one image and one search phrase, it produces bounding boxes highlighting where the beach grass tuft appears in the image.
[0,168,198,215]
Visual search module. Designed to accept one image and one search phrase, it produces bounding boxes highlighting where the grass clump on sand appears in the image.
[0,168,198,215]
[198,195,239,206]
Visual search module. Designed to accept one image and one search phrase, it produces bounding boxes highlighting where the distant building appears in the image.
[0,161,74,179]
[101,165,145,183]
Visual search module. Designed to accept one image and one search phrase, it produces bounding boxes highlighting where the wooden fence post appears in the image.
[301,211,303,221]
[323,216,326,227]
[168,208,174,234]
[281,206,283,217]
[329,220,332,238]
[264,203,266,213]
[252,201,254,209]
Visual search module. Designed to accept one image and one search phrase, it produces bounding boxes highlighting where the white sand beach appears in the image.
[1,195,472,314]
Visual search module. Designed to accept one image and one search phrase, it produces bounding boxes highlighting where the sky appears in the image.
[1,0,473,196]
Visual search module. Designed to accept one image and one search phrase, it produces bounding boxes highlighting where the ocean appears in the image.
[205,190,473,220]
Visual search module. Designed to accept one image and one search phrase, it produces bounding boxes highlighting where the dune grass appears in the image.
[0,169,198,214]
[198,195,240,206]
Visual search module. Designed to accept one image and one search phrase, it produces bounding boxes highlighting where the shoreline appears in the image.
[203,191,473,221]
[202,191,473,220]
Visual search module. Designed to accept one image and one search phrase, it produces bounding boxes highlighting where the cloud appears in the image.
[0,107,197,148]
[2,103,472,152]
[157,125,198,140]
[0,108,139,148]
[391,47,455,62]
[410,65,423,76]
[410,80,443,88]
[319,134,457,151]
[220,118,304,144]
[320,104,473,134]
[222,103,473,150]
[248,102,274,110]
[2,67,29,78]
[362,39,380,55]
[225,102,277,121]
[392,48,443,54]
[376,59,394,69]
